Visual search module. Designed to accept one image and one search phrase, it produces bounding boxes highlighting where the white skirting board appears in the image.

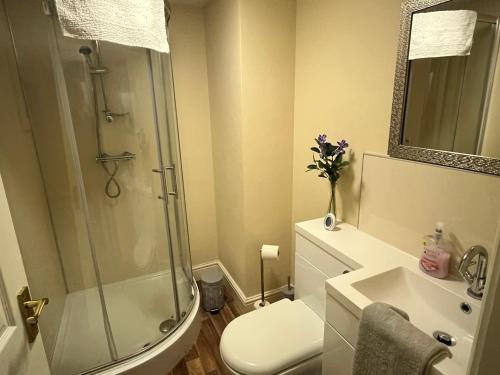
[192,260,287,306]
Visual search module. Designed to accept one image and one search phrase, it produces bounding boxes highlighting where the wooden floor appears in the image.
[167,301,240,375]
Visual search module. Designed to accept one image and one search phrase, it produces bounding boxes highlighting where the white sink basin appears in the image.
[352,267,480,374]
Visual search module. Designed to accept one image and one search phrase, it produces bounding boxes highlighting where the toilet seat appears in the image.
[220,299,324,375]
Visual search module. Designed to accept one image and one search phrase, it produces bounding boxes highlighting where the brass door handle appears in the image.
[24,297,49,325]
[17,286,49,342]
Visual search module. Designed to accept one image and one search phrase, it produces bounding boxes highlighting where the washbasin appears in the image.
[352,267,480,374]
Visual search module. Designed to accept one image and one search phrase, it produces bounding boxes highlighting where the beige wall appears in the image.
[239,0,296,295]
[292,0,401,227]
[205,0,247,290]
[0,2,66,361]
[359,154,500,274]
[203,0,296,295]
[169,5,219,266]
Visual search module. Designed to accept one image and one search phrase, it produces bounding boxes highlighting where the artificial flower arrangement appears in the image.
[307,134,350,226]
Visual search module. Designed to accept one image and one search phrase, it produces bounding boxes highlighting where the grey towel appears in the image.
[352,303,451,375]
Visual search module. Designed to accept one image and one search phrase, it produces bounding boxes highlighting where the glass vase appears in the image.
[327,182,337,217]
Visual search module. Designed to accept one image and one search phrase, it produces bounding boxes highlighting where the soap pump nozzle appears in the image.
[434,222,444,242]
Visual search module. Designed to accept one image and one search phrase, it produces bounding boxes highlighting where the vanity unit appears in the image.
[296,219,481,375]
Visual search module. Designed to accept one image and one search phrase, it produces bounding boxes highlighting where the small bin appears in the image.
[201,268,225,313]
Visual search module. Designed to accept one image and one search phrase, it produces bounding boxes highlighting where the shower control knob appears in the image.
[102,110,129,123]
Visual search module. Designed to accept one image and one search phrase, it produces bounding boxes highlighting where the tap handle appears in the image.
[458,260,474,285]
[459,245,488,285]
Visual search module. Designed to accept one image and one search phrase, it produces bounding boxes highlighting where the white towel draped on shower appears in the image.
[54,0,170,53]
[409,10,477,60]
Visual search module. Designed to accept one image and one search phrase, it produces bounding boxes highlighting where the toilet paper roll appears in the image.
[261,245,279,260]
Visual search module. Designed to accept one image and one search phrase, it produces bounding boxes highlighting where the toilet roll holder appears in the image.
[254,245,279,309]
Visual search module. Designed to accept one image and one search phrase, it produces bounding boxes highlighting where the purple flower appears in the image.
[335,139,349,155]
[317,134,327,144]
[315,134,328,157]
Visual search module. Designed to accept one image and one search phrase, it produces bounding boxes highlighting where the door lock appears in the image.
[17,286,49,342]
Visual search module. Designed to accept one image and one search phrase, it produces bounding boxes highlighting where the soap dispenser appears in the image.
[419,222,452,279]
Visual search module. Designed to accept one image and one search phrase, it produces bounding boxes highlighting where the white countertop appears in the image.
[295,218,481,375]
[296,218,479,315]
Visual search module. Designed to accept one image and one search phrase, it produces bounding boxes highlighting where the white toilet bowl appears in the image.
[220,231,352,374]
[220,299,323,375]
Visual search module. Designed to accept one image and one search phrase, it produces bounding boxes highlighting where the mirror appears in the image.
[389,0,500,175]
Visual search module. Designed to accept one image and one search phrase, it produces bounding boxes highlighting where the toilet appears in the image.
[220,233,351,374]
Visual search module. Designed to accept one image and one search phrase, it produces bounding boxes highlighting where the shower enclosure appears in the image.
[0,1,197,374]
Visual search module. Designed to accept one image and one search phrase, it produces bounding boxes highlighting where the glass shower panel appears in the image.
[3,1,196,372]
[2,1,113,373]
[53,36,179,359]
[149,51,195,317]
[0,312,5,338]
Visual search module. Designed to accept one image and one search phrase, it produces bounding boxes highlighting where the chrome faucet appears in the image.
[458,245,488,300]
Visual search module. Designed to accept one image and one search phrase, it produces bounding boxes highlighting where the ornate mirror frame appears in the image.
[388,0,500,176]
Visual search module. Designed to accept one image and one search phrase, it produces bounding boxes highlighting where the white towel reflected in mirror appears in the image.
[409,10,478,60]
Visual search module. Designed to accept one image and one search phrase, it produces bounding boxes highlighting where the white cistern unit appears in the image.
[219,228,353,375]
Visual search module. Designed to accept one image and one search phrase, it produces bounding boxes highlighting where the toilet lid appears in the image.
[220,299,323,375]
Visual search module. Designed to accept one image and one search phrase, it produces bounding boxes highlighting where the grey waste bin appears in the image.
[201,268,225,313]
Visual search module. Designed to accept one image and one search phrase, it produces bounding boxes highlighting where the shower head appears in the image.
[79,45,94,67]
[79,45,108,74]
[79,45,92,55]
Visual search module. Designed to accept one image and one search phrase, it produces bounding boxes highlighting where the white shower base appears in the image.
[51,271,197,375]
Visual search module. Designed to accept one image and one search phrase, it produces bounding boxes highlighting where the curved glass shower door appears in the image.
[50,35,196,370]
[1,1,195,374]
[149,50,195,317]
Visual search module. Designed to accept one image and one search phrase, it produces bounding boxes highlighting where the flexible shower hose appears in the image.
[101,161,121,199]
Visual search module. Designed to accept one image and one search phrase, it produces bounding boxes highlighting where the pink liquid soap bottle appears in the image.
[419,222,452,279]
